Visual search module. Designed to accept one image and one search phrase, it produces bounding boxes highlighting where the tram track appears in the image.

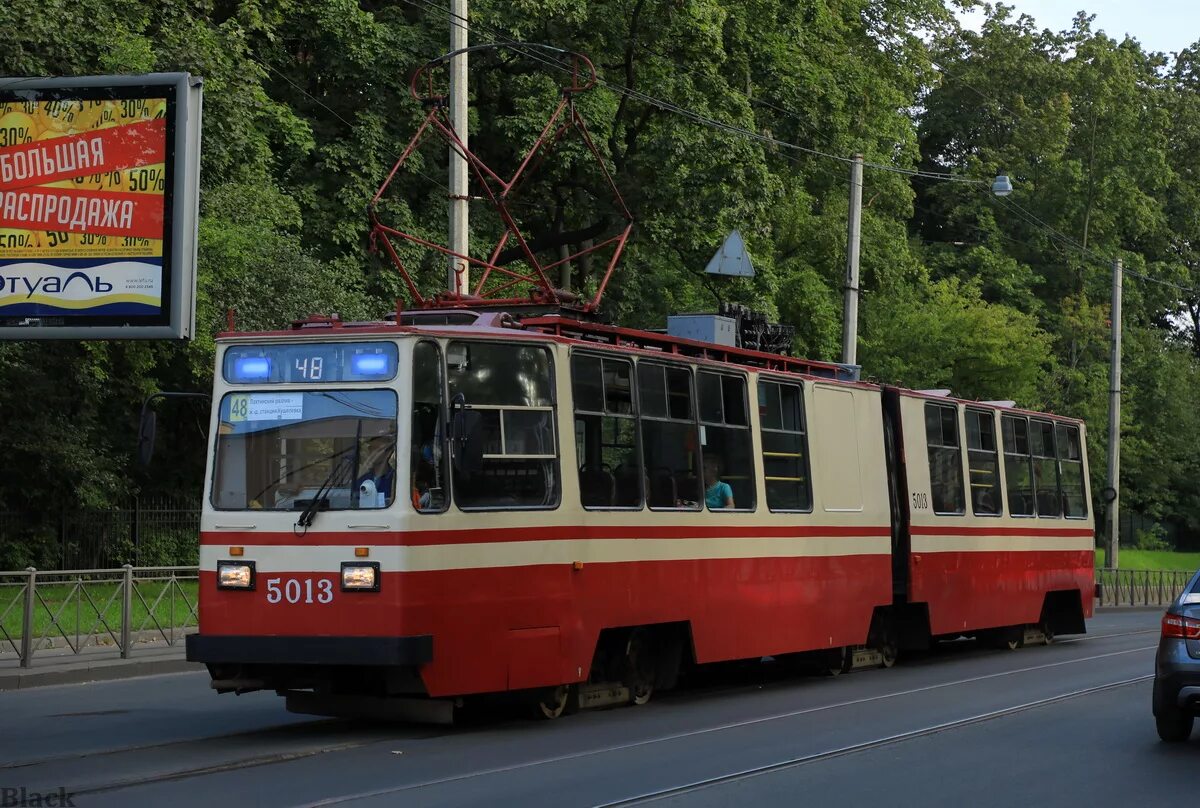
[5,626,1157,801]
[297,638,1158,807]
[593,674,1155,806]
[0,719,348,772]
[64,739,382,798]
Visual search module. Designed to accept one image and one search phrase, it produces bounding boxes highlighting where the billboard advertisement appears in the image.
[0,73,201,339]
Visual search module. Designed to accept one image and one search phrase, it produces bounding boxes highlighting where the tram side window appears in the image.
[759,380,812,512]
[965,409,1002,516]
[411,342,448,512]
[447,342,560,510]
[572,354,641,509]
[924,403,965,515]
[1030,419,1062,518]
[1002,415,1035,517]
[638,363,702,509]
[1056,423,1088,519]
[697,372,755,510]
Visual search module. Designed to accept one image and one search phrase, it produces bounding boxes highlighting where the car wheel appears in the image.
[1155,708,1194,742]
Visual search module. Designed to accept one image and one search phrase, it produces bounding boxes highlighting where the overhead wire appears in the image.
[404,0,1200,299]
[913,172,1200,296]
[921,54,1200,298]
[403,0,983,184]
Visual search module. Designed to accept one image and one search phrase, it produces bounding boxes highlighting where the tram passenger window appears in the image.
[759,380,812,512]
[698,372,755,511]
[1056,423,1088,519]
[1030,419,1062,518]
[1002,415,1035,517]
[447,342,559,510]
[572,354,641,509]
[411,342,448,512]
[924,403,965,515]
[966,409,1002,516]
[638,363,701,509]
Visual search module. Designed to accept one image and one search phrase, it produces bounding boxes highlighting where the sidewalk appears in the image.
[0,635,202,691]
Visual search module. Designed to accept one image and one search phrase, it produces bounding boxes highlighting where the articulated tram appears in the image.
[185,309,1094,719]
[186,47,1093,717]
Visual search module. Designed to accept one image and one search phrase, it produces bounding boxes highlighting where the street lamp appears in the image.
[841,162,1017,366]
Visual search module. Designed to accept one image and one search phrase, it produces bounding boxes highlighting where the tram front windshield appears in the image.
[211,390,398,511]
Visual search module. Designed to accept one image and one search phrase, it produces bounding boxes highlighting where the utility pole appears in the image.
[841,154,864,366]
[1106,257,1123,568]
[448,0,469,294]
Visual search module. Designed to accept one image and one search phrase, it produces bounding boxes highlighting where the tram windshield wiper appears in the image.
[295,455,353,529]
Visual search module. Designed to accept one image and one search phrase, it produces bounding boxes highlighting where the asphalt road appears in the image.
[0,611,1184,807]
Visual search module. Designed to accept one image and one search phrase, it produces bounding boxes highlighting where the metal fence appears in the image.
[1095,568,1194,608]
[0,496,200,569]
[0,566,198,668]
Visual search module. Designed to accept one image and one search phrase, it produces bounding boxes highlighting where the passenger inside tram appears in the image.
[703,456,735,509]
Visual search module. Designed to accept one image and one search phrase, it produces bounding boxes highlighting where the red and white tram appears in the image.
[185,310,1094,718]
[184,47,1093,718]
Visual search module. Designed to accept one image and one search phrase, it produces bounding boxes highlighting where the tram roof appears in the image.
[218,311,862,381]
[216,311,1081,423]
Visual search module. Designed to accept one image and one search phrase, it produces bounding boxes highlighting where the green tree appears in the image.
[858,277,1053,403]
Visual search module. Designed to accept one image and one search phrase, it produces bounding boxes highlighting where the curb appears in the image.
[0,657,202,691]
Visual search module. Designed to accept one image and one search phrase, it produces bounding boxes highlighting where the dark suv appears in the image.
[1153,568,1200,742]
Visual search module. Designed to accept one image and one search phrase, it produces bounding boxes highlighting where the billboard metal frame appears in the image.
[0,72,201,340]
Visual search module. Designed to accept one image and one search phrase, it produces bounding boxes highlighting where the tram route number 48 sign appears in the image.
[0,73,202,339]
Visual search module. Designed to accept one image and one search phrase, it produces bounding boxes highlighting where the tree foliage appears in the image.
[1,0,1199,560]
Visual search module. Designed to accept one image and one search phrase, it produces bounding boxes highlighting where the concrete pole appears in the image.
[841,154,864,366]
[1106,257,1123,568]
[448,0,469,294]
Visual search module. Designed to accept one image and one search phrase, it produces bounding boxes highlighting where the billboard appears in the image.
[0,73,201,339]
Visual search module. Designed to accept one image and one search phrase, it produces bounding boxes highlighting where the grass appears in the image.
[1095,548,1200,571]
[0,579,198,645]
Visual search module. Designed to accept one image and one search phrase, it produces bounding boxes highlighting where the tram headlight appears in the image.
[341,562,380,591]
[217,560,255,590]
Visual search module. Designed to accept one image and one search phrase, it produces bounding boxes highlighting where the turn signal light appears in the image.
[1162,614,1200,640]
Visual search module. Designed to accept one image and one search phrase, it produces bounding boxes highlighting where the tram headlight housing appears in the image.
[341,562,380,592]
[217,560,255,590]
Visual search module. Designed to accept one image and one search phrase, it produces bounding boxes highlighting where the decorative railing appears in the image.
[1095,568,1194,608]
[0,566,198,668]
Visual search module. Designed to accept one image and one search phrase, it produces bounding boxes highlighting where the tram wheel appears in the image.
[983,626,1022,650]
[825,646,848,677]
[879,641,898,669]
[535,685,571,720]
[626,629,657,706]
[1041,622,1055,646]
